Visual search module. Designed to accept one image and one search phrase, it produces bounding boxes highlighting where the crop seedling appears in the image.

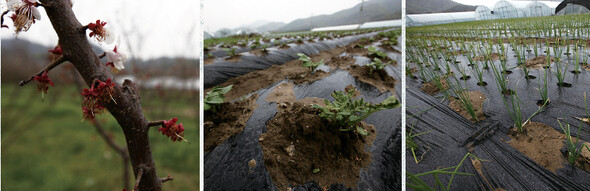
[490,59,510,94]
[558,120,587,165]
[312,89,400,135]
[581,44,589,65]
[407,153,485,191]
[586,92,589,121]
[249,42,260,50]
[366,58,391,75]
[533,41,538,57]
[367,46,388,60]
[407,121,431,164]
[204,85,233,113]
[261,44,269,54]
[543,40,552,69]
[501,83,524,133]
[464,43,475,66]
[446,76,478,121]
[573,42,582,74]
[224,47,238,57]
[538,68,549,105]
[554,52,570,87]
[421,64,450,98]
[406,64,417,79]
[469,58,486,86]
[297,53,324,73]
[452,61,469,81]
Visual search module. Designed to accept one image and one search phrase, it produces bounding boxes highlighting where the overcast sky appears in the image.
[204,0,363,32]
[1,0,199,60]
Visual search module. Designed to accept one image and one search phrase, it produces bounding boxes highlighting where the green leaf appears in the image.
[204,85,233,113]
[218,85,233,94]
[356,126,369,135]
[205,97,224,104]
[312,168,320,174]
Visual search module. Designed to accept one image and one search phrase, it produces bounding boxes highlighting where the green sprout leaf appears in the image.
[366,58,391,75]
[312,168,320,174]
[204,85,233,113]
[313,87,400,135]
[297,53,324,73]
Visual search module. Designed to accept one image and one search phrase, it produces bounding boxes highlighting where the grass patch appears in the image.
[1,84,199,190]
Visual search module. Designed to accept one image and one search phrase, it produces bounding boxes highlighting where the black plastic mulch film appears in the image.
[406,42,590,190]
[205,31,402,190]
[205,32,381,88]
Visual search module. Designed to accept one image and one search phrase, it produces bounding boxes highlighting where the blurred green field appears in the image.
[1,83,199,191]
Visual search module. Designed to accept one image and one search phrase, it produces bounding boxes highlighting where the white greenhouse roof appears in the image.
[360,19,402,29]
[310,19,401,32]
[474,0,565,20]
[311,24,360,32]
[407,11,475,26]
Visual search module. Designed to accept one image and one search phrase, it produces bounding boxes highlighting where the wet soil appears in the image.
[250,49,268,56]
[204,56,216,65]
[204,94,259,152]
[204,59,331,101]
[578,141,590,172]
[525,55,554,69]
[205,41,395,101]
[225,55,242,63]
[259,84,376,190]
[507,121,565,173]
[473,53,500,61]
[346,44,369,56]
[447,91,487,122]
[380,43,401,54]
[420,78,449,95]
[346,65,396,94]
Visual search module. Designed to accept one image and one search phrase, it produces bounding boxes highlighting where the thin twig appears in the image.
[133,168,144,191]
[160,175,174,183]
[19,55,67,86]
[147,121,165,128]
[1,10,9,28]
[99,52,106,59]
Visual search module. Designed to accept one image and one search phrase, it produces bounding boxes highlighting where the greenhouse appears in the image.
[406,11,475,27]
[475,0,587,21]
[475,6,494,20]
[525,1,559,17]
[360,19,402,29]
[311,19,401,31]
[492,0,527,19]
[311,24,361,32]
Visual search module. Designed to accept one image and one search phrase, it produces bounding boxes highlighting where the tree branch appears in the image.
[19,55,67,86]
[1,10,9,28]
[40,0,162,190]
[160,175,174,183]
[147,121,165,128]
[133,168,145,191]
[70,68,131,190]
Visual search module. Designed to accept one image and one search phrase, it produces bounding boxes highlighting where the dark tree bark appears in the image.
[38,0,162,190]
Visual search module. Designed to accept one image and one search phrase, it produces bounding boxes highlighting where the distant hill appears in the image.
[407,0,476,14]
[275,0,401,32]
[255,21,286,33]
[1,39,198,83]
